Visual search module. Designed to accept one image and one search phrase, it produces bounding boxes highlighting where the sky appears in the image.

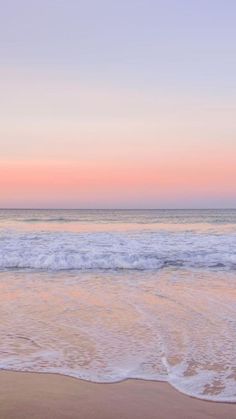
[0,0,236,208]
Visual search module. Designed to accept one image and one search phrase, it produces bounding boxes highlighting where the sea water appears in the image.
[0,209,235,401]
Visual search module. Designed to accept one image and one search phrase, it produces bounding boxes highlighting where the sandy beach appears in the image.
[0,371,235,419]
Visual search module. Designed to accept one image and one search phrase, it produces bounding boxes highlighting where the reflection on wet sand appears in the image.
[0,268,235,402]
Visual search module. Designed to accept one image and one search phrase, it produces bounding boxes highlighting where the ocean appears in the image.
[0,209,235,402]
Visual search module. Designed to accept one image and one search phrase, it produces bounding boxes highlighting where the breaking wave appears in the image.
[0,230,235,271]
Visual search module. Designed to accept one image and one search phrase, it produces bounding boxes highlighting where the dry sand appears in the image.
[0,371,235,419]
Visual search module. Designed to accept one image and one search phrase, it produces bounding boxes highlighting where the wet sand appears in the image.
[0,371,235,419]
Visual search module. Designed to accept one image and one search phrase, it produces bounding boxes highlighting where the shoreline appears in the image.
[0,371,235,419]
[1,368,236,404]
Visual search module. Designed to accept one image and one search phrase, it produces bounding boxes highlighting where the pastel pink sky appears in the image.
[1,154,235,208]
[1,1,236,208]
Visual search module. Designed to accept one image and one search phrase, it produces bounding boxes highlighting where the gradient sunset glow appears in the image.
[1,1,236,208]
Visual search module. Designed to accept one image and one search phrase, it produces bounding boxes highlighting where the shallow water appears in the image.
[0,209,235,401]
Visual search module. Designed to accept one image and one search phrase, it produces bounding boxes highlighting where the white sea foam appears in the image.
[0,230,236,271]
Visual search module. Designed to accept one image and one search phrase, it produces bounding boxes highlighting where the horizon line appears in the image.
[0,208,236,211]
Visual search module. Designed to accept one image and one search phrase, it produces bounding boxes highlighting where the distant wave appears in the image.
[20,218,79,223]
[0,230,235,271]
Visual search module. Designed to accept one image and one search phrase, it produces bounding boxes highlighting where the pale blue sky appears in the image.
[1,1,236,88]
